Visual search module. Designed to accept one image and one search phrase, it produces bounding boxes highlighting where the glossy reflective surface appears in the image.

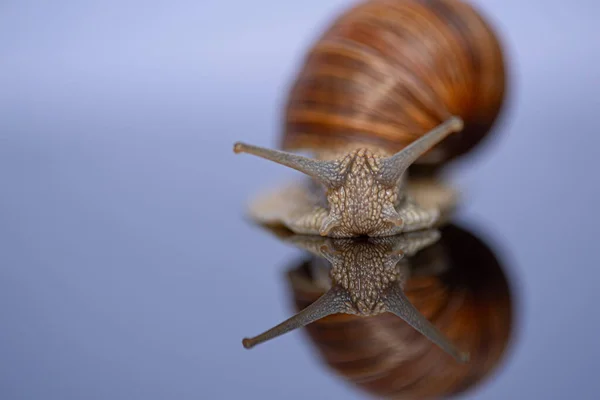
[283,223,514,399]
[1,0,599,399]
[243,228,474,361]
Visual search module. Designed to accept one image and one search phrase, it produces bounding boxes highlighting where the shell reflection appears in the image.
[285,224,514,399]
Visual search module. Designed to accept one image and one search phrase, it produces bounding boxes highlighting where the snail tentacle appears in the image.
[384,285,470,363]
[233,142,342,188]
[242,286,350,349]
[378,116,464,186]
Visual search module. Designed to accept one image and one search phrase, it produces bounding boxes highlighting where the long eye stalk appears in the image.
[384,285,470,363]
[379,116,464,186]
[242,286,349,349]
[233,142,341,188]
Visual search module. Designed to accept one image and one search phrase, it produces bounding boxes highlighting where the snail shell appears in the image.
[287,223,514,398]
[233,0,506,238]
[282,0,506,166]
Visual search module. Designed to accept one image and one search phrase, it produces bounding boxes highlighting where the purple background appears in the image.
[1,0,598,398]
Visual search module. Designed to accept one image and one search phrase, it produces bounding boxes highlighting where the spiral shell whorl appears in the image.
[282,0,506,166]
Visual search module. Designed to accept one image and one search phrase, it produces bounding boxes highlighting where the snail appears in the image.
[233,0,506,238]
[242,227,471,363]
[285,223,514,398]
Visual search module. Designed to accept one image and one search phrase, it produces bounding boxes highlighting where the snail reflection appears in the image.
[282,223,513,399]
[243,229,469,363]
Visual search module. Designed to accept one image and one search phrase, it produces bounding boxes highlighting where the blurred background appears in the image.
[1,0,599,399]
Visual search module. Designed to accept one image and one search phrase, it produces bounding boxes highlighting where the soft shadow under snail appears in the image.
[233,0,506,238]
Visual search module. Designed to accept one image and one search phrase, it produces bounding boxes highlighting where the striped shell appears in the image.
[286,224,514,398]
[282,0,506,166]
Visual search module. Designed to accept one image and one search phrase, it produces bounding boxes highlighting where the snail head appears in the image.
[234,117,463,237]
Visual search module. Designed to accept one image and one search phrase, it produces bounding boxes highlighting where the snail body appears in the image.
[234,0,506,238]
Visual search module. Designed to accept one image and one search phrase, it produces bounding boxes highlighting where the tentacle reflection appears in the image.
[281,223,514,399]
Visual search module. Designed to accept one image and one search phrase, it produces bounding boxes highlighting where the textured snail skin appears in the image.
[286,224,514,399]
[233,0,506,238]
[236,118,463,237]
